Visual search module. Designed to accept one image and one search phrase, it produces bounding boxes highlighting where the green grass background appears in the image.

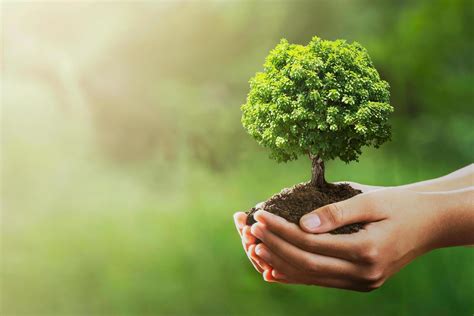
[2,0,473,315]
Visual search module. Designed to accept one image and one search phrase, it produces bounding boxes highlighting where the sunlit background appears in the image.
[2,1,473,315]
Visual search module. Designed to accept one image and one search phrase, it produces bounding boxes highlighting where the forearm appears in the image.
[427,187,474,250]
[398,164,473,192]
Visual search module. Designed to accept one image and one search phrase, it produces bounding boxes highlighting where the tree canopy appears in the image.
[241,36,393,163]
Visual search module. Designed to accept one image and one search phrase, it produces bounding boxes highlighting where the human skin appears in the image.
[233,164,474,290]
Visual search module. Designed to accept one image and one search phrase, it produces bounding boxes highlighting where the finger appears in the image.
[270,269,296,284]
[241,234,250,252]
[258,245,367,290]
[243,225,257,245]
[255,243,304,278]
[257,243,354,287]
[255,210,367,261]
[263,269,280,282]
[235,213,265,273]
[299,193,386,233]
[248,244,271,271]
[233,212,247,237]
[263,269,292,284]
[272,269,288,280]
[251,222,360,279]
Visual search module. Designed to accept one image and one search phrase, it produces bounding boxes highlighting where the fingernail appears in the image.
[247,244,255,256]
[253,210,265,222]
[233,213,244,229]
[254,210,277,223]
[255,245,268,260]
[301,214,321,231]
[251,223,263,239]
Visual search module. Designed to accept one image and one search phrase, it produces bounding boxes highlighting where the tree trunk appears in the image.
[310,155,326,188]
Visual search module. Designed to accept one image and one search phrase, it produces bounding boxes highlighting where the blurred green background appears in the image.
[2,0,473,315]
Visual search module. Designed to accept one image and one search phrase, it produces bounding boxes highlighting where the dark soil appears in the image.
[246,182,363,234]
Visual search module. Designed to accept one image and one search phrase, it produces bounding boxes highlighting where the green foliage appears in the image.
[242,37,393,163]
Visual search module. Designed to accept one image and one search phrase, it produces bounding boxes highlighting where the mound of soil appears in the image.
[246,182,363,234]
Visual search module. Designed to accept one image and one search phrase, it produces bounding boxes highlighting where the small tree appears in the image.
[242,37,393,187]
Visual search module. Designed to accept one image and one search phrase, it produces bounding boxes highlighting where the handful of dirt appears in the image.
[246,182,363,234]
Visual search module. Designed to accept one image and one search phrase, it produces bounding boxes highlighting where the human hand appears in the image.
[234,181,382,283]
[248,187,473,291]
[241,181,383,282]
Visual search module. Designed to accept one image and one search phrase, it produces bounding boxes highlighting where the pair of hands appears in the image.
[234,181,473,291]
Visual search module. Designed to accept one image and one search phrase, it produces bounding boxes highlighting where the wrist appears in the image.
[423,188,474,250]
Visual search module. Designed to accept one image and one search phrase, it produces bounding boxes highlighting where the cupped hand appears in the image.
[233,181,382,283]
[249,188,449,291]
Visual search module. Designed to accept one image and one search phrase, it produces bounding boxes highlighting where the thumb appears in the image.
[299,195,380,233]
